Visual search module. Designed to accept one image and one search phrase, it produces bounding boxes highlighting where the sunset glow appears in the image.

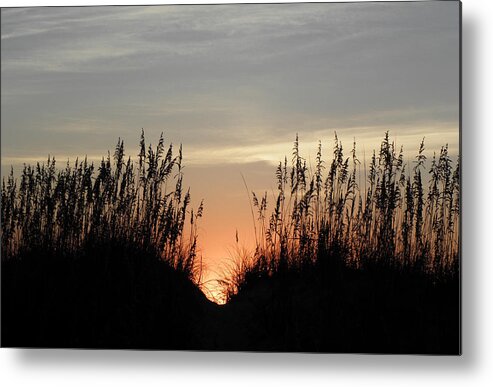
[2,2,459,304]
[1,2,461,354]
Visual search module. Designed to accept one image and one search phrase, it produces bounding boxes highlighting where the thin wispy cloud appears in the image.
[2,2,459,166]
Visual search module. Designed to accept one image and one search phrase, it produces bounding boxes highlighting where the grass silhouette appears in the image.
[221,132,459,298]
[1,132,460,353]
[217,133,460,353]
[1,132,209,349]
[2,130,203,278]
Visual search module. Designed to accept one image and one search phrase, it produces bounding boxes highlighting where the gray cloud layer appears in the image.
[1,2,460,163]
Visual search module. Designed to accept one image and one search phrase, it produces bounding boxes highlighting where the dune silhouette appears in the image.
[1,133,460,353]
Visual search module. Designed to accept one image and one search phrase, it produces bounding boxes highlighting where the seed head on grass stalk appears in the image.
[224,133,460,298]
[1,131,203,282]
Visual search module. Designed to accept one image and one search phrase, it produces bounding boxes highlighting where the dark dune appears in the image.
[2,242,209,350]
[1,133,460,353]
[2,246,459,354]
[206,265,460,354]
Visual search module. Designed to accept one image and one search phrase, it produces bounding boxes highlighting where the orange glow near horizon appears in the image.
[1,130,460,305]
[178,130,460,303]
[184,163,265,303]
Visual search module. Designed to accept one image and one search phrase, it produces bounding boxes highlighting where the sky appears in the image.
[1,1,460,297]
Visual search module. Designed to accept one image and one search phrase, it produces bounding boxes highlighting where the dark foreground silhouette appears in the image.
[1,133,460,353]
[2,245,459,354]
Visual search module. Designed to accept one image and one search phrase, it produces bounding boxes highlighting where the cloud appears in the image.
[1,2,459,166]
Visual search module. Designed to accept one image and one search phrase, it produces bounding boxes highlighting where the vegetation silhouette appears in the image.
[1,132,460,353]
[216,132,459,353]
[2,131,208,349]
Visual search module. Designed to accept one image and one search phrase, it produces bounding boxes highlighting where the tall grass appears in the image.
[1,130,203,281]
[1,130,459,351]
[224,132,460,300]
